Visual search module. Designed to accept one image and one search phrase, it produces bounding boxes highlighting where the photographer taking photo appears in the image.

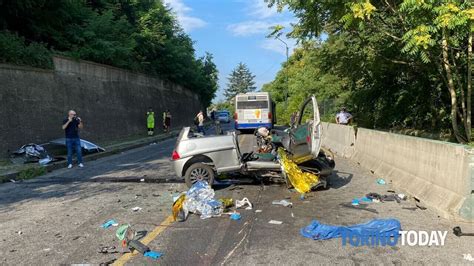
[62,110,84,168]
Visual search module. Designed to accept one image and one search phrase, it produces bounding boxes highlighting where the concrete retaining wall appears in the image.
[321,122,474,221]
[321,122,356,158]
[0,56,202,157]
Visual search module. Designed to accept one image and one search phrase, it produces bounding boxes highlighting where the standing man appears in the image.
[163,109,171,132]
[210,108,216,121]
[290,112,297,126]
[196,110,205,135]
[162,109,168,132]
[336,107,353,125]
[147,107,155,136]
[62,110,83,169]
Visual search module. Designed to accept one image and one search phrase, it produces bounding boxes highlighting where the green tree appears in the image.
[201,53,220,106]
[263,42,347,124]
[266,0,474,143]
[66,9,137,68]
[224,63,256,101]
[0,0,219,106]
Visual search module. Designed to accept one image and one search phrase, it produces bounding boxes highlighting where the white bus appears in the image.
[234,92,275,131]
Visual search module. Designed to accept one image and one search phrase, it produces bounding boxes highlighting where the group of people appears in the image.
[61,106,352,169]
[146,108,172,136]
[148,108,206,136]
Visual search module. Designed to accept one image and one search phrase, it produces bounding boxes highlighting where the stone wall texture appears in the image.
[0,56,202,156]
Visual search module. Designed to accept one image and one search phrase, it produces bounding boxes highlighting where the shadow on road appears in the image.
[0,139,177,211]
[327,170,353,189]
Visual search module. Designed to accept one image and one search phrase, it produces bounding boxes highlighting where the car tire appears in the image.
[184,163,215,188]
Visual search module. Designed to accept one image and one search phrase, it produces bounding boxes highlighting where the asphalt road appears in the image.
[0,121,473,265]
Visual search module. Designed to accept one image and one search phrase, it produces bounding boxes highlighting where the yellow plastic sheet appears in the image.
[278,148,319,194]
[172,194,186,221]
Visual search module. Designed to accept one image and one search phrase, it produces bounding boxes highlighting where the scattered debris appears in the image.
[10,179,16,183]
[140,178,145,182]
[376,178,386,185]
[98,246,117,254]
[366,192,404,203]
[179,181,223,220]
[351,199,360,206]
[144,250,162,259]
[272,199,293,207]
[360,197,372,203]
[453,226,474,237]
[132,207,142,212]
[172,194,187,222]
[339,203,378,214]
[114,224,162,260]
[235,197,252,210]
[116,224,135,242]
[128,239,150,253]
[17,231,22,235]
[230,212,241,220]
[301,219,401,240]
[268,220,283,225]
[219,198,234,209]
[11,143,53,165]
[291,212,295,218]
[255,210,262,213]
[415,203,427,210]
[101,219,119,228]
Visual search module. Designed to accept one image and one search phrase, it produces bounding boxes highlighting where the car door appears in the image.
[288,95,321,163]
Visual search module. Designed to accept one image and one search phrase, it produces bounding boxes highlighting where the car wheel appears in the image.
[184,163,215,188]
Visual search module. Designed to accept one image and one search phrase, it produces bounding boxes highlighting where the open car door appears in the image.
[287,95,322,163]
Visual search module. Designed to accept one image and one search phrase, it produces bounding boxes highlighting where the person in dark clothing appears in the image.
[164,109,172,132]
[62,110,83,168]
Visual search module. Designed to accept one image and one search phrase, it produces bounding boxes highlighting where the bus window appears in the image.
[236,101,268,109]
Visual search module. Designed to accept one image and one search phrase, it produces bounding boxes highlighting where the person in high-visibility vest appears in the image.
[146,107,155,136]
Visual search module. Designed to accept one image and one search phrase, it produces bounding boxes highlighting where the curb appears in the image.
[0,131,179,183]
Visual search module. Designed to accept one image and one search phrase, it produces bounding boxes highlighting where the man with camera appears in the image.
[62,110,84,168]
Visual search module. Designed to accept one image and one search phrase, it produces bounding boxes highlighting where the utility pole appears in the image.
[276,36,289,107]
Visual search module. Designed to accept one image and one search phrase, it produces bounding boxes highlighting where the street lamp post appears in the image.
[276,36,289,107]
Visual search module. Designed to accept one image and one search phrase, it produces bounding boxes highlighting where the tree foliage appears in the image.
[0,0,218,106]
[224,62,256,101]
[266,0,473,143]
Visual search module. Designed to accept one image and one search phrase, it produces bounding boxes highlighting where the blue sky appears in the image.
[163,0,296,102]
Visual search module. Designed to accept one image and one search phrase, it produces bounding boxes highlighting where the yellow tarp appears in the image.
[278,148,319,194]
[172,194,186,221]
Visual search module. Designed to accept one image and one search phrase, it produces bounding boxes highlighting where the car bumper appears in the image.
[172,157,189,177]
[235,122,272,129]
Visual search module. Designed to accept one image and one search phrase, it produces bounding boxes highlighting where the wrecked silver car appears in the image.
[171,95,335,190]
